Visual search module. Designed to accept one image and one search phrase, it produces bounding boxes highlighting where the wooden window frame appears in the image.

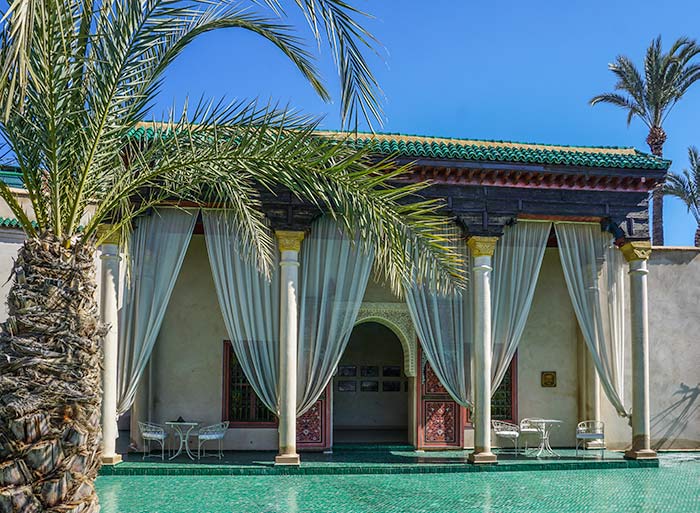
[465,354,518,426]
[222,341,278,428]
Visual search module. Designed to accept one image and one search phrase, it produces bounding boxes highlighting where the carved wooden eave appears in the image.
[399,161,664,193]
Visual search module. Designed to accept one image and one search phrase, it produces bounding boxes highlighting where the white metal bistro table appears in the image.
[165,421,199,460]
[529,419,562,458]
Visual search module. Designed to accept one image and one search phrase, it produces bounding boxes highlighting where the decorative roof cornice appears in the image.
[129,125,671,172]
[326,131,670,171]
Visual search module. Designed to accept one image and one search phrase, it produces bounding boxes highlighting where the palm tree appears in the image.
[590,36,700,245]
[0,1,461,511]
[664,147,700,247]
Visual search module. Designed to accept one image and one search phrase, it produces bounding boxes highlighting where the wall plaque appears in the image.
[541,371,557,388]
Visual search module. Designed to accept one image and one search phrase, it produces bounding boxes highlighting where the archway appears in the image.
[332,322,410,444]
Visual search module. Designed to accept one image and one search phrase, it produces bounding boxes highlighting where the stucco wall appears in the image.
[602,247,700,450]
[0,230,25,321]
[512,249,579,448]
[150,234,278,450]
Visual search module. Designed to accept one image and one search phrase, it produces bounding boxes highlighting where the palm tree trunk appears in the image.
[647,126,667,246]
[651,189,664,246]
[0,235,103,512]
[695,226,700,248]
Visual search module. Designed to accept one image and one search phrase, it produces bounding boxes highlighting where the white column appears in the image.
[622,241,657,459]
[98,229,122,465]
[467,236,498,464]
[275,230,305,465]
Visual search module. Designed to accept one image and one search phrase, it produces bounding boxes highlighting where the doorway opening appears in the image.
[332,322,409,444]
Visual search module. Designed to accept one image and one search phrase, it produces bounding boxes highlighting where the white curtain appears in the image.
[405,226,474,408]
[555,223,629,417]
[204,212,372,416]
[203,209,280,414]
[491,221,550,392]
[297,217,374,414]
[117,208,198,415]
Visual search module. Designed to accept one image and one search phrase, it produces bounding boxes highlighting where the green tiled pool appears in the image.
[96,453,699,512]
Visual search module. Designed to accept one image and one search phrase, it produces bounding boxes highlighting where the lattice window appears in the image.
[491,360,516,422]
[223,343,276,424]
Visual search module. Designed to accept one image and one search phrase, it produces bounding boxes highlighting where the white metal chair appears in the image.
[576,420,605,459]
[492,420,520,454]
[519,418,540,453]
[138,421,168,460]
[196,422,229,459]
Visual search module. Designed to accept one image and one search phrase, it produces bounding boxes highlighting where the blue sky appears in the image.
[154,0,700,245]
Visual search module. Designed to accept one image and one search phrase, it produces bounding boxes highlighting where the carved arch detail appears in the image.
[354,302,417,377]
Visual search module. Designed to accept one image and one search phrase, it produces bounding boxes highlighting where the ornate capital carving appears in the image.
[355,302,417,377]
[621,241,652,262]
[275,230,305,252]
[467,236,499,257]
[97,224,120,245]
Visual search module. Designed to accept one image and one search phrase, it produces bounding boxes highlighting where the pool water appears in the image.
[96,454,699,513]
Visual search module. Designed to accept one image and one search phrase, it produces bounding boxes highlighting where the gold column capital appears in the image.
[97,224,120,245]
[275,230,305,252]
[467,236,499,257]
[621,241,652,262]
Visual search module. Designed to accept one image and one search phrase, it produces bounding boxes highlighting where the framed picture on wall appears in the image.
[382,365,401,377]
[382,381,401,392]
[338,365,357,377]
[361,366,379,377]
[360,380,379,392]
[541,371,557,387]
[337,380,357,392]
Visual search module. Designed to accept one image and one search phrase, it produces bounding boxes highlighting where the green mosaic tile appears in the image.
[96,453,698,513]
[127,127,671,171]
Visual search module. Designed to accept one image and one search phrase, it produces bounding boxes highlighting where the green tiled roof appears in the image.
[0,217,25,229]
[0,168,24,188]
[131,125,671,171]
[329,132,670,170]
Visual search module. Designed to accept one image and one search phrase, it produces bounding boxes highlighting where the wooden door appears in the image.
[416,346,466,449]
[296,382,331,451]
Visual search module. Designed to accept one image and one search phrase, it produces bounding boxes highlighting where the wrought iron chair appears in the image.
[576,420,605,459]
[196,422,229,459]
[519,418,541,453]
[492,420,520,454]
[138,421,168,460]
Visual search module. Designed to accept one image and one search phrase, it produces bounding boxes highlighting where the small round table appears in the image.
[529,419,561,458]
[166,421,199,460]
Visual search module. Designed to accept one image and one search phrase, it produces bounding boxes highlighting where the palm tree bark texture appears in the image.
[647,126,667,247]
[0,237,104,513]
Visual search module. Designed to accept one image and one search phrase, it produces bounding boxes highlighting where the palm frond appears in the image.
[664,146,700,225]
[591,35,700,136]
[290,0,384,129]
[108,101,463,290]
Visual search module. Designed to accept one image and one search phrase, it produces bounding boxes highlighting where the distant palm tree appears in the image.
[665,147,700,247]
[590,36,700,245]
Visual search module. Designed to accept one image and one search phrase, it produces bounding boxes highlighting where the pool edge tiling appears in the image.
[99,449,659,476]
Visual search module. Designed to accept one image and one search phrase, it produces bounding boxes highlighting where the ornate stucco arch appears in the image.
[354,302,417,377]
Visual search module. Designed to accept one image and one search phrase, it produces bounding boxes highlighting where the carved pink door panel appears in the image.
[416,345,465,449]
[296,384,331,451]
